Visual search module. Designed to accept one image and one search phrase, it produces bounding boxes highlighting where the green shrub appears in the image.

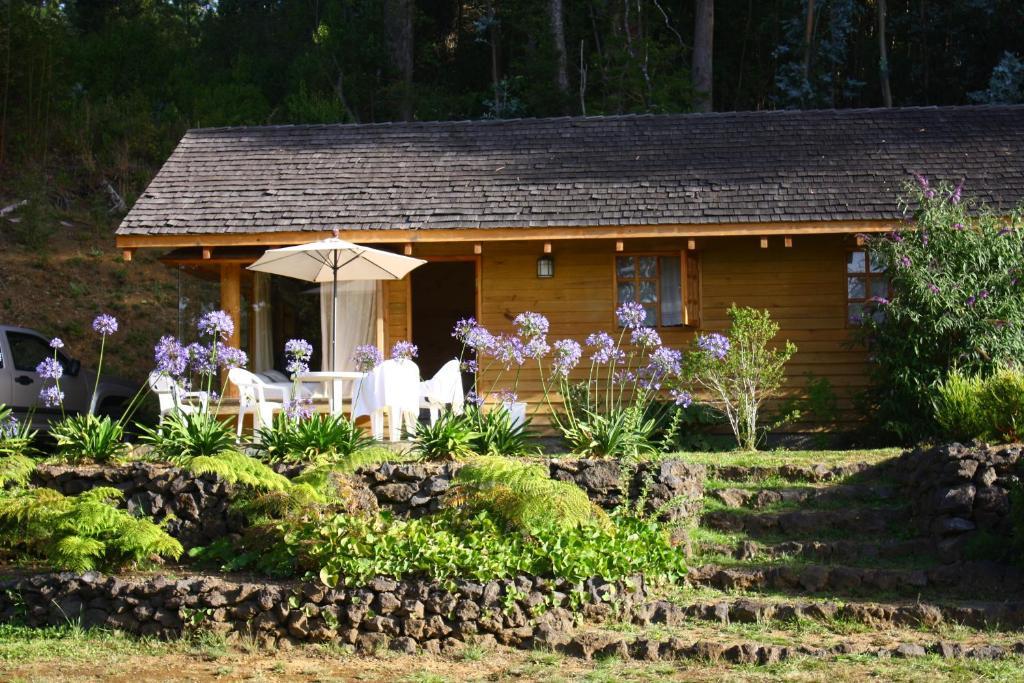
[560,407,659,459]
[50,414,128,464]
[856,180,1024,441]
[0,455,36,489]
[255,414,376,465]
[412,411,479,461]
[681,306,797,451]
[467,406,536,456]
[449,456,605,531]
[934,370,988,442]
[0,405,37,459]
[934,366,1024,443]
[0,487,183,572]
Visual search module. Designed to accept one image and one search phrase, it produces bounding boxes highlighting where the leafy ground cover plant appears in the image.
[0,405,36,458]
[465,404,536,456]
[856,179,1024,441]
[934,366,1024,443]
[0,486,183,571]
[680,306,796,451]
[412,410,479,461]
[50,414,127,464]
[255,413,376,465]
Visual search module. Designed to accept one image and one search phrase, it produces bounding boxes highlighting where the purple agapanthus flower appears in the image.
[513,311,549,340]
[39,384,64,408]
[460,359,479,374]
[630,327,661,348]
[898,256,912,269]
[949,180,963,205]
[0,415,19,439]
[154,336,187,377]
[670,389,693,408]
[966,295,977,307]
[914,173,929,190]
[888,231,905,243]
[497,390,519,405]
[465,391,485,408]
[284,397,315,421]
[36,357,63,381]
[868,296,890,306]
[979,290,989,300]
[197,310,235,340]
[391,340,419,360]
[489,334,525,369]
[285,338,314,376]
[218,346,248,370]
[551,339,582,378]
[186,342,217,376]
[697,333,730,360]
[586,332,623,365]
[353,344,383,372]
[953,223,965,231]
[523,336,550,360]
[616,301,647,329]
[648,347,683,377]
[92,314,119,336]
[612,369,636,385]
[927,283,941,295]
[452,317,479,342]
[49,338,64,350]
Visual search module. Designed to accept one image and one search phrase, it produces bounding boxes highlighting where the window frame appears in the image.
[845,247,890,326]
[613,251,698,329]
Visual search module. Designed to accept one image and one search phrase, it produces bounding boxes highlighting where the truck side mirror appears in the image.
[67,359,81,377]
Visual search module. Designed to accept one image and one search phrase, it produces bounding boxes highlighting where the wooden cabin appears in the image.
[115,105,1024,430]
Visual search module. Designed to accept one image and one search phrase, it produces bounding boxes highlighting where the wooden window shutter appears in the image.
[682,251,701,327]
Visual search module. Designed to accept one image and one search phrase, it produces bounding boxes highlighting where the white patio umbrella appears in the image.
[247,235,426,371]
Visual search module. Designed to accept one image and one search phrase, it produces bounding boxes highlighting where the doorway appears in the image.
[411,260,477,382]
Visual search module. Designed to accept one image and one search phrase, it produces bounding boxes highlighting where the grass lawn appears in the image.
[667,448,902,469]
[0,623,1022,682]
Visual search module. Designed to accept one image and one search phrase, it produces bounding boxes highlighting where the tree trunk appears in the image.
[692,0,714,112]
[802,0,816,84]
[549,0,570,113]
[877,0,893,107]
[385,0,414,121]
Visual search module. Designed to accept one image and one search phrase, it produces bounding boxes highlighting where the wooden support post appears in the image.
[403,243,413,256]
[784,237,793,248]
[687,239,697,251]
[121,249,134,262]
[473,243,482,255]
[543,242,552,254]
[615,240,624,252]
[202,247,213,260]
[220,263,242,396]
[375,281,386,354]
[760,238,769,249]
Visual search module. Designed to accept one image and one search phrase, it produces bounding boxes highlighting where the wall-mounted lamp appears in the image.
[537,254,555,278]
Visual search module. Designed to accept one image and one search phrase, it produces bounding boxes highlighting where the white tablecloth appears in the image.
[352,359,420,419]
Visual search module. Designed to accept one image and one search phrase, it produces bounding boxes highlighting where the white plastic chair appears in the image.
[228,368,287,437]
[419,359,465,426]
[257,370,322,402]
[148,372,209,422]
[352,358,420,441]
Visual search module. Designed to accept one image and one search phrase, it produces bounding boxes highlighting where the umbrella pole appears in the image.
[331,252,338,373]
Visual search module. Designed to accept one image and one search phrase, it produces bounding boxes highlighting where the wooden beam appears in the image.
[473,243,482,254]
[543,242,552,254]
[115,220,897,250]
[687,239,697,251]
[784,237,793,248]
[220,263,242,396]
[121,249,134,262]
[760,238,769,249]
[615,240,624,252]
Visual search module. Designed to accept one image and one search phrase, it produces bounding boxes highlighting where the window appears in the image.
[846,249,889,324]
[6,332,71,373]
[615,253,700,328]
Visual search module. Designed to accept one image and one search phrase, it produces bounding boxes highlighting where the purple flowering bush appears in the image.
[857,179,1024,440]
[681,305,796,452]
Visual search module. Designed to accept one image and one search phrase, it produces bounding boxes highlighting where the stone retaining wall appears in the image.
[895,443,1022,562]
[0,571,646,654]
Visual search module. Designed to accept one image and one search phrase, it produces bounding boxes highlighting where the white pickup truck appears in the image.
[0,325,137,424]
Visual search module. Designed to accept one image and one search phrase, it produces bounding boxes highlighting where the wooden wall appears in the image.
[383,235,866,430]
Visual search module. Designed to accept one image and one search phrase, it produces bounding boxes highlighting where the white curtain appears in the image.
[251,273,273,371]
[320,281,378,371]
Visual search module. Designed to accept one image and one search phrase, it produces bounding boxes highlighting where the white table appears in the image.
[295,371,366,417]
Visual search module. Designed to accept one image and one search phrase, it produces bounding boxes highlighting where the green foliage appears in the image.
[0,487,182,572]
[254,414,376,465]
[560,408,659,459]
[300,508,686,588]
[935,367,1024,443]
[857,181,1024,441]
[0,455,36,489]
[682,306,797,451]
[175,451,290,492]
[466,406,536,457]
[139,411,237,459]
[412,411,479,462]
[0,405,37,459]
[50,414,127,464]
[449,456,605,532]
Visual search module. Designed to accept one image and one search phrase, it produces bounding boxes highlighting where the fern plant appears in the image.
[255,414,376,465]
[50,414,127,463]
[0,486,183,571]
[0,455,36,489]
[412,411,479,461]
[449,455,606,532]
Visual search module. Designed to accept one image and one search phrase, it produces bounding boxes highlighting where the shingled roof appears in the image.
[117,105,1024,237]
